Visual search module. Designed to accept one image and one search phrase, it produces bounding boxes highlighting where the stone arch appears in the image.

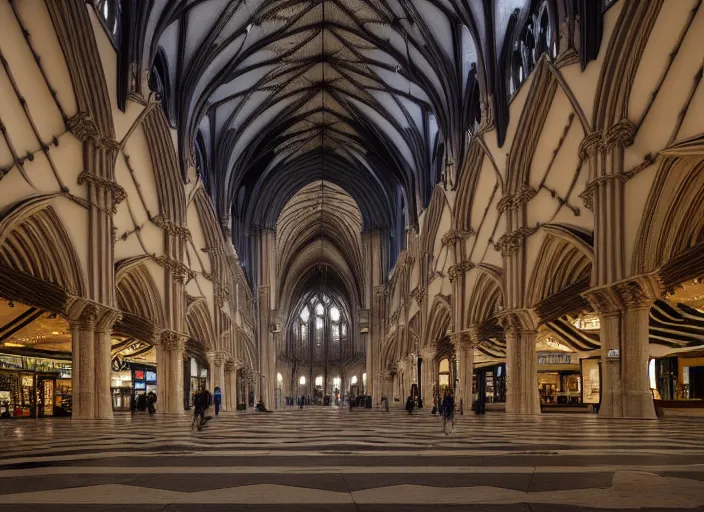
[114,256,165,340]
[186,297,216,353]
[467,265,504,328]
[143,108,186,223]
[633,153,704,287]
[0,195,86,300]
[420,186,449,258]
[424,295,452,350]
[527,224,593,317]
[506,58,558,194]
[453,140,485,232]
[193,187,233,308]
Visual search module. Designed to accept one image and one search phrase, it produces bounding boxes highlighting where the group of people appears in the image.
[131,391,157,415]
[192,386,223,430]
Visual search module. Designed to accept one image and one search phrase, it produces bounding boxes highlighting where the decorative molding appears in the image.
[159,329,186,351]
[152,254,196,283]
[67,112,119,151]
[448,261,474,282]
[151,215,191,241]
[441,229,475,246]
[493,227,538,257]
[77,171,127,213]
[409,285,426,306]
[497,184,537,213]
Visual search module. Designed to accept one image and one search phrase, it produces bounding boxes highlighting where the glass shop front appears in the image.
[184,358,209,409]
[110,363,157,411]
[537,352,582,406]
[0,354,72,418]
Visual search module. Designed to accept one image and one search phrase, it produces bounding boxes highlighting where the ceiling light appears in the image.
[51,331,60,335]
[8,301,14,308]
[3,341,24,348]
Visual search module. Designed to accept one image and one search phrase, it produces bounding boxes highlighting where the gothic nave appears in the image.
[0,0,703,510]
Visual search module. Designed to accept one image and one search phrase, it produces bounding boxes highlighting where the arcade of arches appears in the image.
[0,0,703,421]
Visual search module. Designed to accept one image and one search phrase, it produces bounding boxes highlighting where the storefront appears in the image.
[0,354,72,418]
[537,352,582,406]
[110,363,157,411]
[184,358,208,408]
[473,363,506,403]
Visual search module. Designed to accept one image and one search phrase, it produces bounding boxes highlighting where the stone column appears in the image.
[224,361,235,412]
[585,276,658,419]
[94,308,121,419]
[158,330,186,414]
[419,348,434,408]
[455,332,475,413]
[70,304,97,420]
[69,302,121,419]
[500,311,539,415]
[208,352,226,410]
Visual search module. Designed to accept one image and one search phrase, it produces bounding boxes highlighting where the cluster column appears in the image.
[157,330,186,414]
[419,348,435,407]
[224,361,236,412]
[584,276,658,418]
[69,302,121,420]
[499,311,539,415]
[207,351,226,409]
[456,332,475,412]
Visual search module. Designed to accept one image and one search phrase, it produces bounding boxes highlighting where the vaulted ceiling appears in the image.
[113,0,603,283]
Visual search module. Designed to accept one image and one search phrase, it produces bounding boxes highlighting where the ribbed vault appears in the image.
[125,0,604,278]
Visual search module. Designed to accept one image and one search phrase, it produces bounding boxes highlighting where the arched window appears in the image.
[508,2,554,100]
[287,294,354,366]
[315,376,323,388]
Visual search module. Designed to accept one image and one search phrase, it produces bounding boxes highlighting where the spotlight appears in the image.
[8,301,14,308]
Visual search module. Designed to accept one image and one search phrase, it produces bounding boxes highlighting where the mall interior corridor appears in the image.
[1,0,704,509]
[1,408,704,510]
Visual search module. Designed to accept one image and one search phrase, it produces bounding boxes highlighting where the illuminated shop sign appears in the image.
[537,353,572,365]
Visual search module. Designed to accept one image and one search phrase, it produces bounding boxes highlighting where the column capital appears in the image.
[583,274,662,314]
[67,299,122,331]
[497,309,538,336]
[158,330,187,351]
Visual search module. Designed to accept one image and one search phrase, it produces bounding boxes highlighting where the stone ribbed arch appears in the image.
[0,195,86,299]
[46,0,114,137]
[633,153,704,287]
[453,140,485,232]
[527,225,593,321]
[592,0,664,131]
[194,188,233,307]
[276,181,364,298]
[186,297,217,353]
[505,58,558,194]
[467,265,504,329]
[420,186,448,258]
[143,108,187,223]
[114,256,166,340]
[424,295,451,350]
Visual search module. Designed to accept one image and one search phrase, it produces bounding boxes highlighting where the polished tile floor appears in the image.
[1,407,703,511]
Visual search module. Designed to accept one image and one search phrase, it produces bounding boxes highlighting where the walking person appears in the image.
[441,389,455,435]
[213,387,222,415]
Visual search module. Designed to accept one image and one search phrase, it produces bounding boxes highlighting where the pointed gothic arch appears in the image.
[424,295,452,350]
[186,297,217,353]
[114,256,166,341]
[0,195,86,301]
[527,224,593,321]
[467,265,505,328]
[633,152,704,287]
